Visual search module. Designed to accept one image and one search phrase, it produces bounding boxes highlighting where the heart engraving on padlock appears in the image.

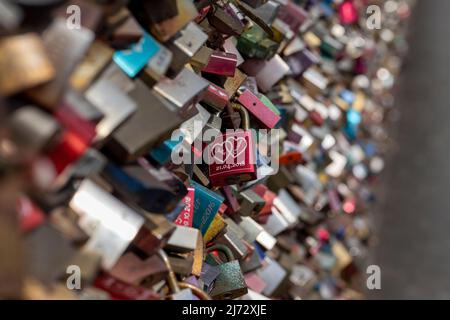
[230,136,247,159]
[211,136,248,163]
[208,104,257,186]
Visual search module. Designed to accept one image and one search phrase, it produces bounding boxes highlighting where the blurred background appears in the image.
[370,0,450,299]
[2,0,446,300]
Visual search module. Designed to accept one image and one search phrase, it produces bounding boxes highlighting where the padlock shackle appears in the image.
[206,244,235,262]
[157,249,180,294]
[178,282,212,300]
[231,103,250,130]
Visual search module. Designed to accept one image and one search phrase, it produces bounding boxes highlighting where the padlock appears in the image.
[7,106,61,154]
[320,34,344,60]
[288,264,317,299]
[132,213,175,256]
[263,206,289,236]
[285,48,319,77]
[206,245,247,300]
[168,255,195,276]
[140,44,173,85]
[244,272,267,294]
[153,67,209,119]
[234,1,273,37]
[203,213,227,243]
[301,67,329,98]
[266,166,295,193]
[238,189,265,217]
[338,0,358,25]
[190,46,213,71]
[26,18,94,109]
[277,1,308,35]
[254,54,290,93]
[0,33,54,97]
[236,24,279,60]
[109,252,167,287]
[165,21,208,77]
[157,249,211,300]
[128,0,197,42]
[252,184,275,215]
[236,89,281,129]
[240,249,263,274]
[174,187,195,227]
[69,179,145,269]
[24,223,76,284]
[223,37,245,67]
[165,225,200,253]
[221,185,241,214]
[202,50,238,77]
[193,164,211,187]
[84,76,137,143]
[191,180,224,235]
[215,228,249,260]
[207,5,245,36]
[238,217,276,250]
[48,206,89,244]
[107,14,143,49]
[191,102,218,137]
[64,89,104,125]
[256,256,287,297]
[113,30,162,78]
[201,83,230,112]
[43,113,94,178]
[273,189,302,227]
[223,68,248,97]
[94,272,160,300]
[101,162,187,214]
[207,103,257,187]
[106,79,184,163]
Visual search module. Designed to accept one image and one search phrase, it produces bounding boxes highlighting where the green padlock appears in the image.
[237,25,279,60]
[206,244,248,300]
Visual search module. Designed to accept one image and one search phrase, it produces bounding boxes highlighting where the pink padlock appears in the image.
[236,89,280,129]
[202,50,238,77]
[202,83,230,111]
[208,104,257,186]
[339,0,358,25]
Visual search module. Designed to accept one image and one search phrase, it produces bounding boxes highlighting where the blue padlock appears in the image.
[113,31,161,78]
[191,180,224,235]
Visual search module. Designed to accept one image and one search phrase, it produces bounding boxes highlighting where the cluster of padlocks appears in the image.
[0,0,412,299]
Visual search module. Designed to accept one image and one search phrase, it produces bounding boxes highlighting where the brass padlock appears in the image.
[157,249,211,300]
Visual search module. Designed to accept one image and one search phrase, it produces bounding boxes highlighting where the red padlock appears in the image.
[174,187,195,227]
[208,104,257,186]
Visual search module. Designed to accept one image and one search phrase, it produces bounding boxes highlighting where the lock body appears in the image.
[210,260,248,299]
[208,130,256,187]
